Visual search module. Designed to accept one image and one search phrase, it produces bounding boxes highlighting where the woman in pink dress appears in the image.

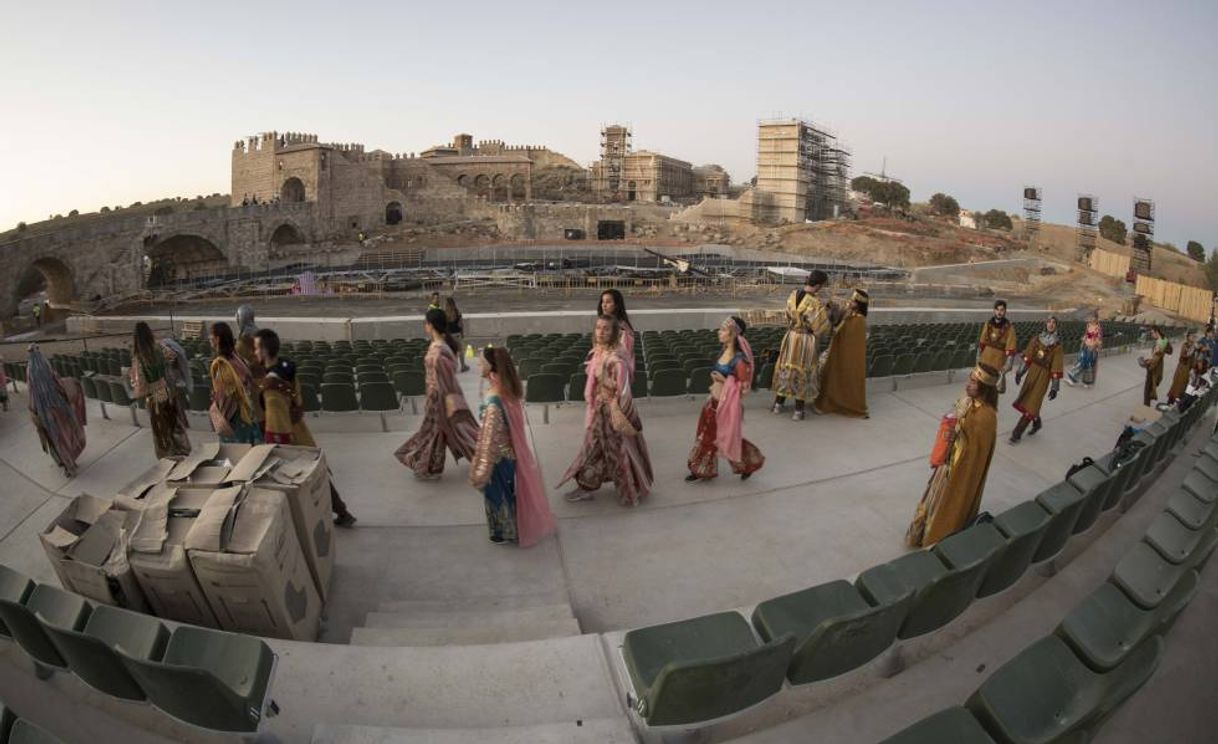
[559,315,653,506]
[395,308,479,480]
[598,289,636,380]
[686,316,765,481]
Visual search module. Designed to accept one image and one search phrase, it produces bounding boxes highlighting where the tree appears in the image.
[928,193,960,217]
[1206,250,1218,293]
[68,209,79,217]
[983,209,1013,230]
[850,175,879,193]
[16,222,27,232]
[850,176,910,208]
[100,206,110,213]
[1098,214,1126,245]
[1187,240,1205,262]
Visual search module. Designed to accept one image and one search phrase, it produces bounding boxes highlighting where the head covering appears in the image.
[972,365,999,387]
[851,289,870,307]
[716,317,754,462]
[235,305,257,337]
[159,338,193,393]
[499,394,556,547]
[27,345,86,471]
[1039,316,1059,347]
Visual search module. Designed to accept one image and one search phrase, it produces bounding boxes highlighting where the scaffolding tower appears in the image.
[756,118,852,223]
[1023,186,1042,246]
[1077,194,1098,263]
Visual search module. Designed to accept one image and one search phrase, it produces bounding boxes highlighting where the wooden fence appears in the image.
[1135,274,1213,323]
[1090,249,1130,278]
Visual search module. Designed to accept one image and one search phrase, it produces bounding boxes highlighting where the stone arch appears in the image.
[509,173,527,201]
[456,174,469,188]
[269,222,307,254]
[473,174,491,199]
[15,256,75,316]
[385,202,404,226]
[146,233,227,287]
[491,173,508,202]
[281,177,306,203]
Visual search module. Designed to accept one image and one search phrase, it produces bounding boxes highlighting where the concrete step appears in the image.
[311,717,636,743]
[349,617,582,647]
[376,594,569,614]
[361,603,575,630]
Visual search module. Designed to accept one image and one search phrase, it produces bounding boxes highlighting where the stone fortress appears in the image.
[0,118,851,323]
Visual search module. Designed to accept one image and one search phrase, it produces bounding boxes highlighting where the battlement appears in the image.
[233,131,320,154]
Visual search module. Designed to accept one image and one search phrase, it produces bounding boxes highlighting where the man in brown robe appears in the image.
[814,289,868,418]
[1010,316,1064,444]
[907,364,999,547]
[1166,330,1196,404]
[978,300,1017,392]
[1142,326,1170,407]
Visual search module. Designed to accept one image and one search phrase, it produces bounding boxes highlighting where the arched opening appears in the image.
[627,180,637,202]
[385,202,404,226]
[456,174,470,188]
[146,234,228,287]
[281,177,306,203]
[509,174,526,201]
[473,174,491,199]
[269,223,307,256]
[15,257,74,323]
[491,173,508,202]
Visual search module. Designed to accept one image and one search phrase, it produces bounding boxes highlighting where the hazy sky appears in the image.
[2,0,1215,247]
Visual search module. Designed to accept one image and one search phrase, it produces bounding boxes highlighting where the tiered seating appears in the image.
[0,564,277,736]
[616,384,1217,730]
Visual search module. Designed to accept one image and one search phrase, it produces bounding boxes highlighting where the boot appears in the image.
[1009,417,1030,444]
[1029,417,1043,436]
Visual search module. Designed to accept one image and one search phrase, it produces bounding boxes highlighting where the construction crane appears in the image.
[862,157,903,185]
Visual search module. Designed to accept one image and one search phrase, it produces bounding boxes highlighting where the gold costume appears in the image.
[773,289,832,402]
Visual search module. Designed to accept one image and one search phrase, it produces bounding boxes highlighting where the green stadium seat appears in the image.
[1165,488,1217,530]
[965,635,1162,744]
[987,501,1052,596]
[93,379,113,404]
[687,367,712,395]
[321,383,359,412]
[1182,469,1218,504]
[44,601,168,701]
[650,369,687,397]
[568,372,587,402]
[117,625,276,733]
[879,706,996,744]
[0,566,35,640]
[890,354,914,376]
[751,579,912,685]
[622,611,795,726]
[1144,512,1210,565]
[756,362,775,389]
[1032,481,1087,563]
[392,370,425,398]
[359,382,399,412]
[1111,542,1190,610]
[300,383,321,413]
[933,523,1009,599]
[79,375,97,400]
[856,548,987,639]
[1067,462,1118,532]
[525,373,565,404]
[188,385,211,412]
[631,374,649,400]
[323,371,354,384]
[10,719,64,744]
[1057,577,1195,673]
[0,583,88,671]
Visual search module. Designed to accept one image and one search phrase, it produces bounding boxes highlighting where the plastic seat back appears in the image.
[524,373,565,404]
[321,383,359,412]
[358,382,399,412]
[1033,481,1086,562]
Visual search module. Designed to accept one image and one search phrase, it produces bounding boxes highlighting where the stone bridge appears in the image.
[0,203,321,319]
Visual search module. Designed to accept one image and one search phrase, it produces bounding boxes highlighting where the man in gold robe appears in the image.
[1010,316,1064,444]
[772,270,833,421]
[814,289,868,418]
[1141,326,1170,407]
[978,299,1017,392]
[907,364,999,547]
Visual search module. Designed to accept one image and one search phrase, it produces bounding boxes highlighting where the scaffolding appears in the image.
[756,118,852,223]
[1076,194,1098,263]
[1022,186,1041,246]
[1130,197,1154,273]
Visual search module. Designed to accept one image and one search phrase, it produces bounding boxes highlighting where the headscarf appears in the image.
[27,346,72,438]
[1038,317,1059,348]
[236,305,257,338]
[159,338,193,393]
[499,393,556,547]
[715,317,754,462]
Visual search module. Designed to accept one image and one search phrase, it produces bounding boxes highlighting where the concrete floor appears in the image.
[0,346,1214,742]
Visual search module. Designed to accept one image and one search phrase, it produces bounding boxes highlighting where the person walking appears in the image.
[470,347,557,546]
[1065,312,1103,388]
[1009,317,1064,444]
[597,289,636,380]
[772,271,833,420]
[130,322,192,458]
[977,299,1017,393]
[208,322,262,444]
[394,308,479,480]
[1140,327,1170,407]
[254,329,357,527]
[31,302,42,328]
[906,364,999,547]
[559,315,653,506]
[27,345,87,477]
[1166,330,1197,405]
[445,297,470,372]
[685,316,765,481]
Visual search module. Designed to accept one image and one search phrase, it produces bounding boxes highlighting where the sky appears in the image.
[2,0,1216,248]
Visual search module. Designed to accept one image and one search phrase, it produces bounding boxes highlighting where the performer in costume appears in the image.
[208,322,263,444]
[395,308,479,480]
[559,315,654,506]
[255,329,357,527]
[470,347,558,546]
[685,316,765,481]
[977,299,1017,392]
[1066,312,1103,387]
[1140,326,1170,407]
[772,270,833,420]
[598,289,636,380]
[130,321,192,458]
[1166,330,1197,405]
[814,289,869,418]
[1010,316,1064,444]
[906,364,999,547]
[234,304,264,423]
[27,345,87,477]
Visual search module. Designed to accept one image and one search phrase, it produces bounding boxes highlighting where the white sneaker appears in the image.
[564,489,595,503]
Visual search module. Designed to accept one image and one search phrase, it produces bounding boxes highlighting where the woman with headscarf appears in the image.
[1140,327,1171,407]
[597,289,636,380]
[814,289,869,418]
[1009,316,1064,444]
[395,308,479,480]
[559,315,653,506]
[685,316,765,482]
[26,345,87,476]
[130,322,192,458]
[906,363,1000,547]
[208,322,262,444]
[470,347,557,546]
